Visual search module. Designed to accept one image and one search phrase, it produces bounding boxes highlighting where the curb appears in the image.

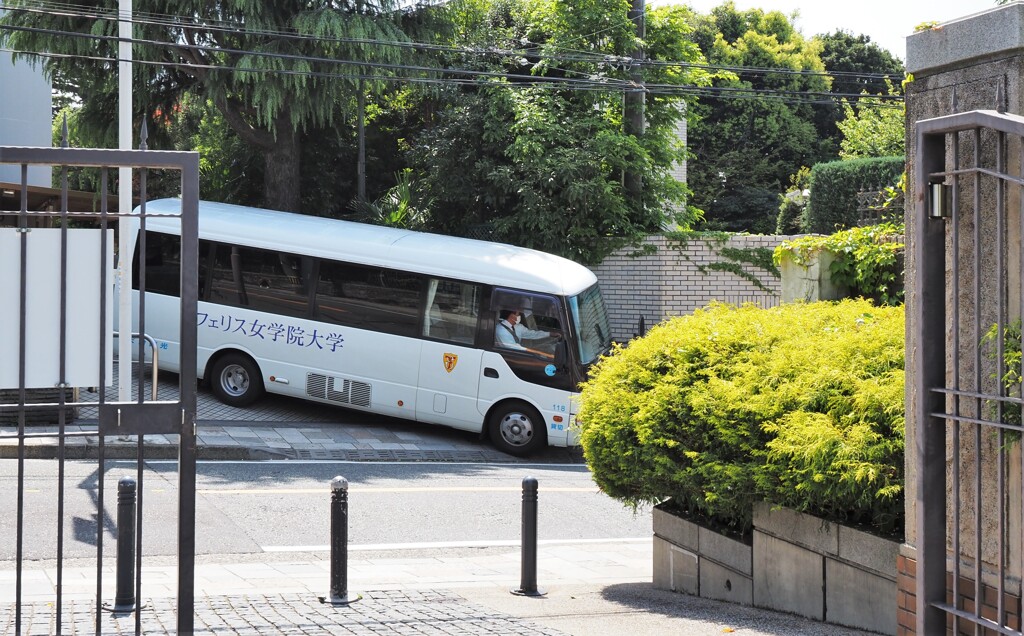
[0,442,289,461]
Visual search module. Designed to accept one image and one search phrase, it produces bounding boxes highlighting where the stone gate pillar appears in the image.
[902,4,1024,634]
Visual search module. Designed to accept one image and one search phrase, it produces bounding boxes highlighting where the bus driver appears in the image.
[495,309,556,352]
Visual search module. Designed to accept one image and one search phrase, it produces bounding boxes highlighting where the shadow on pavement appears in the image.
[598,582,872,636]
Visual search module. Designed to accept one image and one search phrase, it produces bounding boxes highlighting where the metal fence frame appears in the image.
[0,139,199,635]
[915,108,1024,635]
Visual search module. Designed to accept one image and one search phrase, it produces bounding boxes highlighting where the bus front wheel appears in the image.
[488,400,546,457]
[210,352,264,407]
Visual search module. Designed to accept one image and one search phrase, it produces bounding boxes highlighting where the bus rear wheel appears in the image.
[210,352,264,407]
[489,400,546,457]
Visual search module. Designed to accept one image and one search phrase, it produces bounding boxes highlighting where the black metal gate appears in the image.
[915,109,1024,634]
[0,132,199,634]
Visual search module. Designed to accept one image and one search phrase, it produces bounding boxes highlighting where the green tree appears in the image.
[816,31,904,99]
[814,30,904,148]
[0,0,428,212]
[685,2,833,234]
[406,0,712,264]
[836,80,905,159]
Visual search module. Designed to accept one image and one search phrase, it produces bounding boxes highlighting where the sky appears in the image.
[650,0,1001,62]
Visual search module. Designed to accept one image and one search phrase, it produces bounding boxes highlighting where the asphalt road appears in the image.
[0,459,650,563]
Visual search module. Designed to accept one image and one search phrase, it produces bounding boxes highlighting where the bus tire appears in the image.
[210,352,264,407]
[488,400,546,457]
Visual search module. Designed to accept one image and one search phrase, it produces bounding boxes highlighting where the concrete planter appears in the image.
[652,501,753,606]
[777,248,848,303]
[752,502,897,634]
[653,500,898,635]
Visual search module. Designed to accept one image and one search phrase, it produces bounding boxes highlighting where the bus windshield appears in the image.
[568,284,613,366]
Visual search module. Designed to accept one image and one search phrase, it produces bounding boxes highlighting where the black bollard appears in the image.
[511,476,546,596]
[104,476,137,613]
[319,476,360,605]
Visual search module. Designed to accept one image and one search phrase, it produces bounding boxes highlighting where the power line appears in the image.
[0,43,905,111]
[0,0,907,85]
[0,35,904,108]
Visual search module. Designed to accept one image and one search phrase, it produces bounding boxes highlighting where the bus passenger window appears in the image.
[423,279,480,344]
[132,231,181,297]
[315,261,422,337]
[206,244,312,317]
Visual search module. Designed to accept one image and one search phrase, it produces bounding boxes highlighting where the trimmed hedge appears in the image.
[803,157,904,234]
[577,299,905,536]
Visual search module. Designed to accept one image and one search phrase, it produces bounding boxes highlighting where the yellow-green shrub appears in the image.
[577,299,905,536]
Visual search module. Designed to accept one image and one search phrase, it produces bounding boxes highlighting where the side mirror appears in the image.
[554,338,568,370]
[634,314,647,338]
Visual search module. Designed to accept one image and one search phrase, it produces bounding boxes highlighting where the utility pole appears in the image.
[357,78,366,202]
[117,0,132,402]
[624,0,646,203]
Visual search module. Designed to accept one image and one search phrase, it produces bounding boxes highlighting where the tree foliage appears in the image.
[405,0,712,264]
[684,2,835,234]
[837,80,906,159]
[0,0,428,211]
[813,30,904,144]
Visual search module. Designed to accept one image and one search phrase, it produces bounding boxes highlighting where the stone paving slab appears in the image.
[1,591,567,636]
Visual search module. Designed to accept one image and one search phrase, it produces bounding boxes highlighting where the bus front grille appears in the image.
[307,373,372,408]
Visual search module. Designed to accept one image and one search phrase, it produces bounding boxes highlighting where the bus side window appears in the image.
[423,278,480,345]
[207,243,247,308]
[132,231,181,297]
[198,239,216,300]
[314,261,422,337]
[205,244,311,318]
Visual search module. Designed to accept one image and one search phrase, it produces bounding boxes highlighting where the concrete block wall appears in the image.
[593,234,791,342]
[653,503,754,606]
[655,501,899,635]
[753,502,898,635]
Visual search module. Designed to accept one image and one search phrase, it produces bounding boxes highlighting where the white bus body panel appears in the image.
[477,351,573,447]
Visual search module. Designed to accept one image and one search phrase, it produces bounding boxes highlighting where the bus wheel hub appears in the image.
[500,414,533,445]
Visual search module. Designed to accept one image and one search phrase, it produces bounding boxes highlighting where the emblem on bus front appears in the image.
[443,353,458,373]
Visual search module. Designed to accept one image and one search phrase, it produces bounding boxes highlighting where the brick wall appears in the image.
[898,553,1022,635]
[593,234,792,342]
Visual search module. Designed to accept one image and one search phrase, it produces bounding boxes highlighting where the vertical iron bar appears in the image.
[1019,138,1024,634]
[15,163,28,636]
[96,169,110,636]
[1015,139,1024,636]
[55,162,70,634]
[973,127,982,635]
[135,168,147,636]
[995,129,1006,629]
[946,126,962,630]
[137,172,146,402]
[135,442,143,634]
[178,155,201,635]
[951,128,962,634]
[915,123,950,635]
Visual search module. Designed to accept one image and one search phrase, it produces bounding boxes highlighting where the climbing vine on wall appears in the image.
[773,222,905,306]
[664,230,781,293]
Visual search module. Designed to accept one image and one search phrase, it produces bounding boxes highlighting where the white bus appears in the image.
[128,198,613,456]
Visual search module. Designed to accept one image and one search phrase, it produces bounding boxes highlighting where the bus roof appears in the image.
[138,198,598,297]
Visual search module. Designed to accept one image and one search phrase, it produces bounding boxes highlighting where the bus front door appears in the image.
[415,340,483,431]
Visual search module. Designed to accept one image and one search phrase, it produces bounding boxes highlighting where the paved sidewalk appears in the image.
[2,541,872,635]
